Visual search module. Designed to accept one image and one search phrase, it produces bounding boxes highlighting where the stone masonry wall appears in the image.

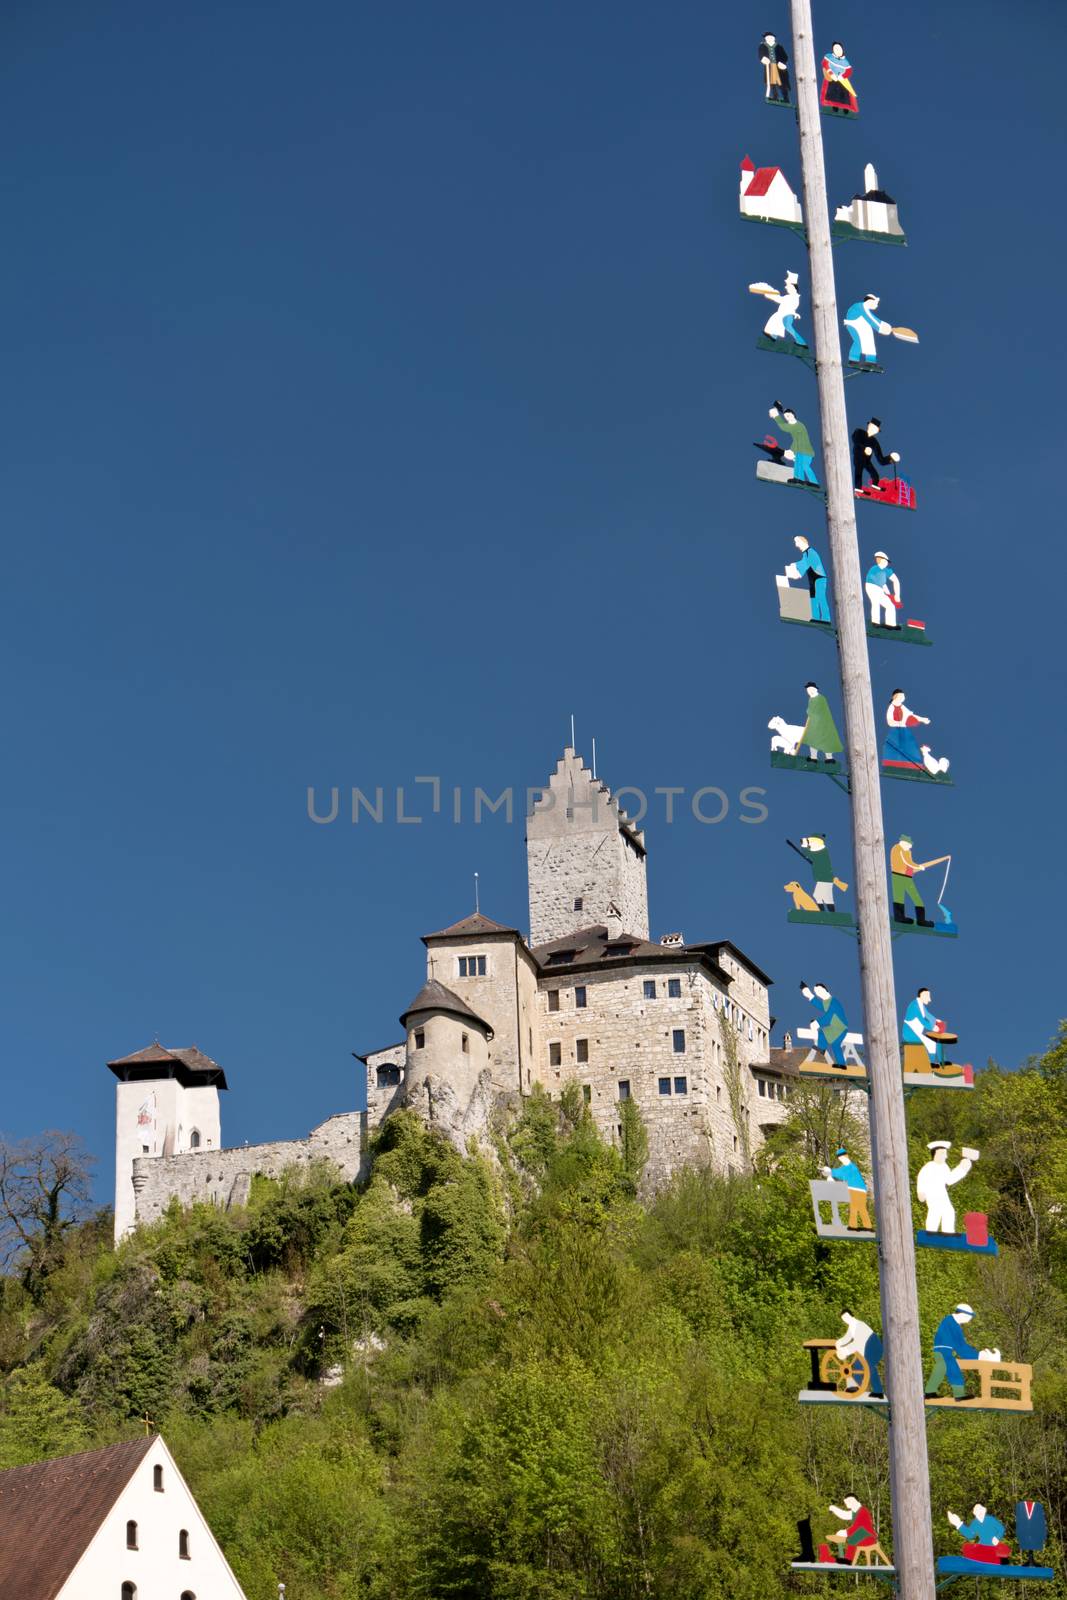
[537,961,764,1186]
[526,749,649,945]
[130,1111,369,1229]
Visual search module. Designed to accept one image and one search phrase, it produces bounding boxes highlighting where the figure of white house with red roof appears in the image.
[739,156,803,227]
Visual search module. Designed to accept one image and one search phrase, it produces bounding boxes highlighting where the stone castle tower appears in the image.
[526,747,648,946]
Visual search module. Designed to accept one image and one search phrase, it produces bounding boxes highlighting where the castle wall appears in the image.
[115,1078,222,1238]
[536,962,764,1185]
[129,1112,368,1230]
[526,749,649,945]
[404,1011,489,1110]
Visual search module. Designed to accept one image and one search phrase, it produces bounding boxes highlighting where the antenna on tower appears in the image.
[570,713,575,750]
[592,737,597,780]
[474,871,480,913]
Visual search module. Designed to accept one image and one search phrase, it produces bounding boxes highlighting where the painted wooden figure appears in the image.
[769,681,844,772]
[901,987,973,1086]
[739,157,803,227]
[821,43,858,115]
[759,34,791,104]
[883,693,951,781]
[749,271,812,361]
[785,834,853,926]
[852,418,916,509]
[843,293,918,368]
[833,164,906,245]
[916,1141,997,1255]
[938,1502,1053,1578]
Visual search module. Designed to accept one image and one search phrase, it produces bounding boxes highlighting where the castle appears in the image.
[112,748,800,1238]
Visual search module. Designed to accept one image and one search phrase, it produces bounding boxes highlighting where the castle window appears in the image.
[458,955,487,977]
[461,1033,469,1053]
[576,1039,589,1064]
[414,1030,426,1050]
[672,1029,686,1054]
[547,990,560,1013]
[758,1079,766,1097]
[548,950,576,965]
[153,1464,164,1491]
[179,1529,191,1559]
[377,1064,401,1087]
[142,1145,150,1154]
[126,1520,138,1550]
[716,1085,722,1102]
[189,1129,201,1149]
[733,1135,738,1152]
[582,1085,591,1104]
[122,1586,137,1600]
[668,978,682,999]
[573,897,583,911]
[617,1080,631,1100]
[574,986,587,1009]
[658,1077,672,1096]
[643,980,656,1000]
[674,1076,688,1097]
[549,1042,562,1067]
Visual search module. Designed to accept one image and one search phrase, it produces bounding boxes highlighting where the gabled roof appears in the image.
[422,912,519,942]
[107,1043,228,1090]
[686,939,774,990]
[399,979,494,1037]
[745,165,787,198]
[0,1435,154,1600]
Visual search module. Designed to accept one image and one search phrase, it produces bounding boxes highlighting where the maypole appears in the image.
[786,4,936,1597]
[745,6,1054,1599]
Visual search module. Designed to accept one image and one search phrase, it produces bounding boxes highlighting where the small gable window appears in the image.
[122,1585,137,1600]
[179,1528,191,1559]
[126,1521,138,1550]
[153,1464,164,1492]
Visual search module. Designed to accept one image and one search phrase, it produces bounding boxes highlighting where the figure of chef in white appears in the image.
[843,293,892,364]
[916,1140,981,1234]
[750,270,807,346]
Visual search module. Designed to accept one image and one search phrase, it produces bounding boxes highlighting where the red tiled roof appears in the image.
[0,1436,154,1600]
[745,166,784,199]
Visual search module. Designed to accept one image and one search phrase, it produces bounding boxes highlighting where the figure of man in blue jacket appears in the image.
[926,1303,998,1401]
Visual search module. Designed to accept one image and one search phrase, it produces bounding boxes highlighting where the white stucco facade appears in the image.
[59,1435,246,1600]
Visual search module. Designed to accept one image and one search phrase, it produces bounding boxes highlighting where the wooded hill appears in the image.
[1,1029,1065,1600]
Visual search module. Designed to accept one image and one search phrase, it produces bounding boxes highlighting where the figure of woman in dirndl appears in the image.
[821,42,858,114]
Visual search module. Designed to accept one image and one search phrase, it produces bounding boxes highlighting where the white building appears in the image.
[739,156,803,225]
[0,1433,247,1600]
[110,1045,227,1239]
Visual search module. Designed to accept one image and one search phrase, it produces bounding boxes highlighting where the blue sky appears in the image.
[2,0,1064,1203]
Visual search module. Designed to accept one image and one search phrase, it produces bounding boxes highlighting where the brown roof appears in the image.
[0,1435,154,1599]
[530,926,730,985]
[689,939,775,990]
[399,979,494,1037]
[107,1043,228,1090]
[760,1046,810,1078]
[422,912,519,941]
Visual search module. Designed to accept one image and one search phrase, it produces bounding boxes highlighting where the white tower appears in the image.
[108,1044,227,1239]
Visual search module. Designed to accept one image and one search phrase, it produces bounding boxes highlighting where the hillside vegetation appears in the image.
[1,1034,1066,1600]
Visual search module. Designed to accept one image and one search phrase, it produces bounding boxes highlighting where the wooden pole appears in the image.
[788,4,936,1597]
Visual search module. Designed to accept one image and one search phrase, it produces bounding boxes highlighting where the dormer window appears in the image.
[605,941,634,957]
[458,955,487,977]
[547,950,576,965]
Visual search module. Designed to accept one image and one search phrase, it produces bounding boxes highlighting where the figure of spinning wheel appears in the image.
[820,1347,871,1395]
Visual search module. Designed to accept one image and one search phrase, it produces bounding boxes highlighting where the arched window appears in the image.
[181,1593,196,1600]
[179,1528,191,1559]
[189,1128,201,1149]
[153,1464,164,1491]
[121,1585,137,1600]
[126,1520,138,1549]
